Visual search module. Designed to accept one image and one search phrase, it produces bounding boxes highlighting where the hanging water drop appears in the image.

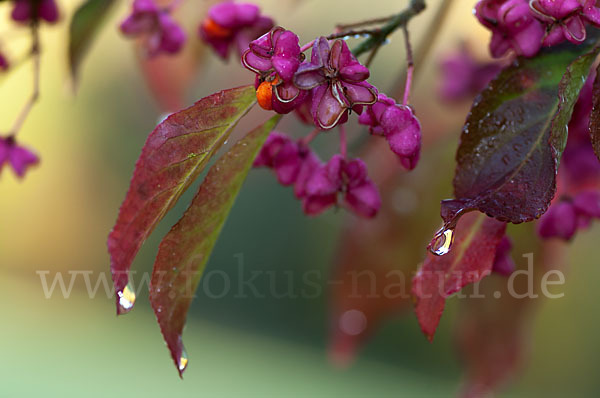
[428,227,455,256]
[178,348,189,374]
[117,283,136,314]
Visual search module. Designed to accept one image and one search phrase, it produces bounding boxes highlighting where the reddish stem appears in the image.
[339,125,347,158]
[167,0,184,12]
[8,25,40,137]
[300,39,315,53]
[402,25,414,106]
[302,128,320,146]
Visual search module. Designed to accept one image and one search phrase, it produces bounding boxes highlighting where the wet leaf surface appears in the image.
[412,212,506,340]
[149,115,281,376]
[442,36,600,225]
[108,86,256,314]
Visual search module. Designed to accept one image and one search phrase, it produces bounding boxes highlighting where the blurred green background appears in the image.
[1,0,600,396]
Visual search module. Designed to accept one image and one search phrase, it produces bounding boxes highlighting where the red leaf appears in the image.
[328,140,449,365]
[108,86,256,314]
[136,41,206,113]
[412,212,506,341]
[149,115,281,377]
[455,238,564,396]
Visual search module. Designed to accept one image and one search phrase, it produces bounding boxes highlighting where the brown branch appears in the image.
[351,0,426,57]
[8,24,40,137]
[335,16,394,32]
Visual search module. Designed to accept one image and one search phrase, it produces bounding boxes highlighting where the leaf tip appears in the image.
[175,347,189,378]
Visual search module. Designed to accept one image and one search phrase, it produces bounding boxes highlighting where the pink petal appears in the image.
[242,50,273,73]
[9,144,39,178]
[537,201,577,240]
[339,63,370,83]
[311,37,330,66]
[294,63,326,90]
[573,190,600,218]
[234,3,260,26]
[489,32,512,58]
[513,21,544,57]
[305,155,343,197]
[345,180,381,218]
[209,1,239,28]
[158,14,187,54]
[562,16,586,43]
[293,149,321,199]
[39,0,59,23]
[339,81,377,106]
[11,0,32,22]
[311,85,347,130]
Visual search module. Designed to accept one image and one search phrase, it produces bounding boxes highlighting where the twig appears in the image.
[365,43,381,68]
[302,128,320,146]
[391,0,454,98]
[167,0,184,12]
[402,25,413,106]
[335,16,394,32]
[339,124,347,158]
[352,0,426,57]
[8,24,40,137]
[300,39,315,53]
[412,0,452,78]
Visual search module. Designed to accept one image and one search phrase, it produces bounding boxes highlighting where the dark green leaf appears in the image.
[68,0,116,85]
[441,35,600,226]
[148,115,281,377]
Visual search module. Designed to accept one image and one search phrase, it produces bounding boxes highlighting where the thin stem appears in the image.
[364,43,381,68]
[8,25,40,137]
[412,0,452,80]
[0,52,32,84]
[302,128,320,146]
[167,0,184,11]
[390,0,453,99]
[300,39,315,53]
[352,0,426,57]
[402,25,413,106]
[339,125,347,158]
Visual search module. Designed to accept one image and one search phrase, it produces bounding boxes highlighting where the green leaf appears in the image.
[68,0,116,85]
[148,115,281,377]
[108,85,257,315]
[440,35,600,226]
[590,64,600,161]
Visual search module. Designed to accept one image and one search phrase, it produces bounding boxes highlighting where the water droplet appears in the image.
[117,283,136,314]
[157,112,171,125]
[178,349,189,373]
[339,309,367,336]
[428,227,455,256]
